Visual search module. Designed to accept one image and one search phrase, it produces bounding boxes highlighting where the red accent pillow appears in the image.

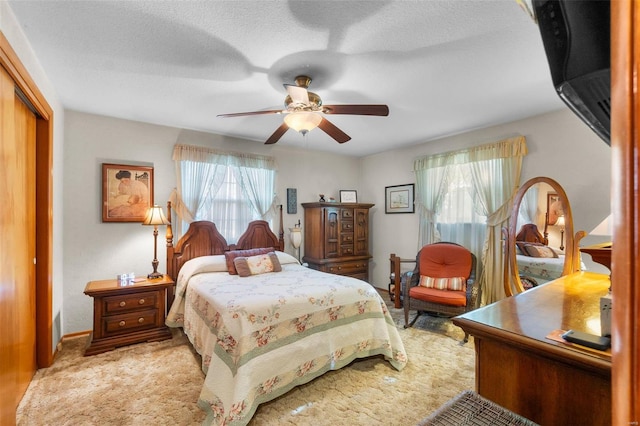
[224,248,276,275]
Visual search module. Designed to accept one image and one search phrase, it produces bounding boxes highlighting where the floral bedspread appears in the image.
[166,252,407,426]
[517,254,567,284]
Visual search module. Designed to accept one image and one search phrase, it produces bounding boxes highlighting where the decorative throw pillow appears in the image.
[225,247,276,274]
[418,275,467,292]
[524,244,558,258]
[516,242,558,258]
[515,241,530,256]
[233,252,282,277]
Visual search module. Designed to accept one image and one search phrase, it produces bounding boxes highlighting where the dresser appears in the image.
[83,275,174,356]
[302,202,373,281]
[453,272,611,425]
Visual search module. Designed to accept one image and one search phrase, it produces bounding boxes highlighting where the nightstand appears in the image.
[83,275,174,356]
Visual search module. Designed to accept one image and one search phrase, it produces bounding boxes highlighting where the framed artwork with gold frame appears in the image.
[102,163,154,222]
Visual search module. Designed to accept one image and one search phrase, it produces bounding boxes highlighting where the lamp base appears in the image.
[147,271,164,279]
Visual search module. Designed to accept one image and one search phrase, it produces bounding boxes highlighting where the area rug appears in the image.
[16,296,475,425]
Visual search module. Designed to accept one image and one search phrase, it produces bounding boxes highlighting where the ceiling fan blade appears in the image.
[322,104,389,116]
[318,118,351,144]
[265,122,290,145]
[217,109,283,118]
[284,84,309,104]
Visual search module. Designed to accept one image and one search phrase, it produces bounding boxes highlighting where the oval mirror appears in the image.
[505,177,584,296]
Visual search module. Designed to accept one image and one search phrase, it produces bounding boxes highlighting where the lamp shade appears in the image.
[142,205,170,226]
[289,227,302,249]
[284,112,322,134]
[555,215,565,228]
[590,214,613,236]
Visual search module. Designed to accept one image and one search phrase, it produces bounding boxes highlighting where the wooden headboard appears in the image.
[165,202,285,280]
[515,223,545,244]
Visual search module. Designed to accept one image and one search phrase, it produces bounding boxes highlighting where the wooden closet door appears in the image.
[15,88,37,398]
[0,64,37,423]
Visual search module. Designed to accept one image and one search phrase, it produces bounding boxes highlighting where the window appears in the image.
[435,165,487,253]
[196,168,258,243]
[171,144,277,243]
[414,136,527,305]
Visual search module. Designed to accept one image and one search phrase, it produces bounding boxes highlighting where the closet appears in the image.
[0,32,54,424]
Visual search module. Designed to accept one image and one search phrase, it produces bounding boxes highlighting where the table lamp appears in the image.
[142,205,170,279]
[289,220,302,262]
[556,215,565,251]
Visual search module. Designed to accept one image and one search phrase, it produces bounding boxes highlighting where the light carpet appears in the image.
[17,297,475,425]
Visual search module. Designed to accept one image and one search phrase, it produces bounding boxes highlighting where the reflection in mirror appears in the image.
[505,177,585,296]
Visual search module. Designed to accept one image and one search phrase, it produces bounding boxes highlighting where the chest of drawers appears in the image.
[83,275,174,356]
[302,202,373,281]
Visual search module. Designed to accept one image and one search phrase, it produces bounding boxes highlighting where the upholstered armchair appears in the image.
[402,242,478,342]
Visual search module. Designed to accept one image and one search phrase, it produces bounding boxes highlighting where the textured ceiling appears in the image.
[8,0,563,156]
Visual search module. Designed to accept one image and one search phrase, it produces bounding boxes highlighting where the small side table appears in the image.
[84,275,175,356]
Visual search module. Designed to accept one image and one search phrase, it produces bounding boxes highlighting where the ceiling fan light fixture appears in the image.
[284,112,322,135]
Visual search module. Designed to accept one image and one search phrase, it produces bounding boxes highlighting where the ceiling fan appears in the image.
[217,75,389,144]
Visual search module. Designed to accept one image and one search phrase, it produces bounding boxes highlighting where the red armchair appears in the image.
[402,242,478,342]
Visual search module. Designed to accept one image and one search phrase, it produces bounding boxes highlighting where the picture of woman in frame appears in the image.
[102,164,154,222]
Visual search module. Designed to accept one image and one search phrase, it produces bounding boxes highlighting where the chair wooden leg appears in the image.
[463,331,469,343]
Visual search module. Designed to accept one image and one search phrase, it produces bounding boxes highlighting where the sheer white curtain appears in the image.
[413,136,527,305]
[230,154,277,220]
[414,155,451,247]
[170,144,277,242]
[466,136,527,305]
[435,166,487,265]
[516,186,539,233]
[170,144,227,237]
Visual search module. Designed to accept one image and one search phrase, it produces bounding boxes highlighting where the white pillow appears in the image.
[274,251,301,265]
[179,255,228,276]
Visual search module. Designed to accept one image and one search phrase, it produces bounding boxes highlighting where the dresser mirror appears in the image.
[504,177,584,296]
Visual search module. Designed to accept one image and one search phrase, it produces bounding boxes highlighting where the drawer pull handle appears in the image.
[138,298,145,305]
[138,317,144,324]
[119,301,126,307]
[119,320,126,327]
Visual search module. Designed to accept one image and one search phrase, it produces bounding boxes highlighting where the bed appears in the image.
[164,204,407,425]
[514,223,567,287]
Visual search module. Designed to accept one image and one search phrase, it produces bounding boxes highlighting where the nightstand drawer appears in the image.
[103,309,159,337]
[103,291,158,314]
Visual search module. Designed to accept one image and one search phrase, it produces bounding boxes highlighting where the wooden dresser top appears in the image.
[454,271,612,370]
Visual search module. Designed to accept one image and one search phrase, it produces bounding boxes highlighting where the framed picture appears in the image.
[385,184,414,214]
[102,163,154,222]
[339,190,358,203]
[287,188,297,214]
[546,192,563,225]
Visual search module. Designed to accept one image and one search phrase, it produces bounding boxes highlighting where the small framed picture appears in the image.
[102,163,154,222]
[385,184,414,214]
[546,192,564,225]
[339,190,358,203]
